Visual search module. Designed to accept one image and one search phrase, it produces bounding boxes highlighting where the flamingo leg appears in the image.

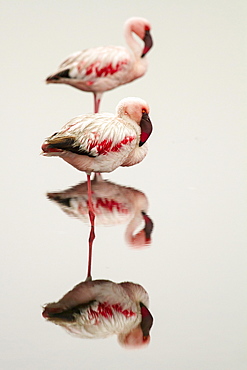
[86,174,95,280]
[93,92,102,113]
[87,221,95,280]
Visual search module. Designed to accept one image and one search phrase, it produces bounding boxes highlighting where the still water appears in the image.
[1,1,246,369]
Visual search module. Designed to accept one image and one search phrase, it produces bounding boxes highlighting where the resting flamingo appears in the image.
[42,278,153,348]
[41,97,153,278]
[46,17,153,113]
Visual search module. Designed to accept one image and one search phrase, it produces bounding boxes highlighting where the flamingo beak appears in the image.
[141,30,153,57]
[141,211,154,242]
[139,112,153,147]
[140,302,154,338]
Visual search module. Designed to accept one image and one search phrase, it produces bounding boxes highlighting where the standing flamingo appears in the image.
[46,17,153,113]
[41,97,153,278]
[42,279,153,348]
[47,173,154,249]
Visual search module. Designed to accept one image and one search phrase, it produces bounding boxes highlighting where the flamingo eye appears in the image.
[142,108,147,113]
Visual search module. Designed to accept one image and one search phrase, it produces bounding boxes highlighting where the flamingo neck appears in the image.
[124,25,143,57]
[124,213,144,247]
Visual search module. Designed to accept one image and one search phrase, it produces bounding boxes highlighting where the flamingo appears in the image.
[42,279,153,348]
[41,97,152,278]
[46,17,153,113]
[47,173,154,248]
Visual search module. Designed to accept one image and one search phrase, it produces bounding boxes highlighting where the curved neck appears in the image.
[124,25,142,57]
[125,212,145,247]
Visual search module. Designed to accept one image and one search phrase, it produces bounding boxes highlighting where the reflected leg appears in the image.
[86,174,95,279]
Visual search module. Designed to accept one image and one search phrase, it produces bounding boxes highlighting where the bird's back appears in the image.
[43,280,141,339]
[48,46,134,93]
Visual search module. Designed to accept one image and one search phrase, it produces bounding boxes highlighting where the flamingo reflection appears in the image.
[42,278,153,348]
[47,173,154,248]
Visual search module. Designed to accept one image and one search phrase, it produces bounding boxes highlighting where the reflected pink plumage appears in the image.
[42,279,153,348]
[47,173,154,248]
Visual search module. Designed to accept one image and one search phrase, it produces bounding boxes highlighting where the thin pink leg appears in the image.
[93,92,102,113]
[86,174,95,280]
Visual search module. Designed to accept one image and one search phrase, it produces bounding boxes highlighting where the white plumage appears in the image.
[42,279,153,348]
[46,17,153,112]
[41,97,152,174]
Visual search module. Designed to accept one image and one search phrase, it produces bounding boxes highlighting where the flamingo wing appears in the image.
[42,280,133,319]
[47,46,132,84]
[59,50,83,69]
[44,114,137,157]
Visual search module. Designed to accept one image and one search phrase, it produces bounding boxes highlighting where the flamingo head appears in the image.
[125,17,153,57]
[118,326,150,348]
[116,97,153,146]
[118,302,153,349]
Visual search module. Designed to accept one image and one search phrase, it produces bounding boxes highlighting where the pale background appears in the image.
[0,1,246,369]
